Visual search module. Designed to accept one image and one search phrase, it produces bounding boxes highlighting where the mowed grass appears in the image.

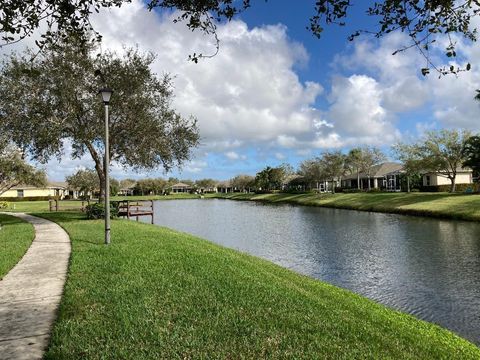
[0,213,35,279]
[37,212,479,359]
[216,192,480,221]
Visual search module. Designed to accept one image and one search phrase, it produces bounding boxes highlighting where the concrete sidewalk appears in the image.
[0,213,71,360]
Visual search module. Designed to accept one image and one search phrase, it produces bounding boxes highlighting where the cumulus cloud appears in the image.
[93,1,325,151]
[224,151,246,161]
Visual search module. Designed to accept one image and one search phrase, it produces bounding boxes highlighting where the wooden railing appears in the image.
[48,199,91,212]
[116,200,154,224]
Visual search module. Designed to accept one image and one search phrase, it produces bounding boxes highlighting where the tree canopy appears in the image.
[0,39,199,199]
[319,151,346,194]
[462,135,480,181]
[394,129,471,192]
[1,1,478,70]
[0,139,46,196]
[66,168,98,199]
[255,165,289,192]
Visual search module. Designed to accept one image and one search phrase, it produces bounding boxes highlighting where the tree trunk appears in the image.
[357,170,360,189]
[407,176,410,193]
[86,142,105,201]
[367,175,371,191]
[331,179,335,194]
[450,176,456,193]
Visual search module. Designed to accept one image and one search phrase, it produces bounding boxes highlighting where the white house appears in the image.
[422,168,473,186]
[0,181,71,199]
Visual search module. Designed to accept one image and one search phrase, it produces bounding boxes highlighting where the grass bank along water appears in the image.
[0,213,35,279]
[214,192,480,222]
[36,212,479,358]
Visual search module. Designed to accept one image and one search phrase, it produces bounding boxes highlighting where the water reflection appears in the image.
[148,199,480,344]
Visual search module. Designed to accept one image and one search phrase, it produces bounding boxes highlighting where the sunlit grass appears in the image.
[37,212,479,358]
[0,213,35,279]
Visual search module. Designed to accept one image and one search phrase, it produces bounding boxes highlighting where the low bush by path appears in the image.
[0,213,35,279]
[38,212,479,359]
[216,192,480,221]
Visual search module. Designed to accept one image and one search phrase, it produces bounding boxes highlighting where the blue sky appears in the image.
[16,1,480,181]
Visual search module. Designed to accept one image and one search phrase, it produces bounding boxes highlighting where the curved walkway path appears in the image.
[0,213,71,360]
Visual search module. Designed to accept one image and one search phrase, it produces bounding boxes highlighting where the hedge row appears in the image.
[419,184,479,193]
[0,196,60,202]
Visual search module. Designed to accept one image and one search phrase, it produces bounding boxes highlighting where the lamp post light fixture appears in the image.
[100,87,113,245]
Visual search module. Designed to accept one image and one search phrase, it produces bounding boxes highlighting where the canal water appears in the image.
[148,199,480,344]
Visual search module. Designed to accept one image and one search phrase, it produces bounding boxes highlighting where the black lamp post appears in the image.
[100,88,113,245]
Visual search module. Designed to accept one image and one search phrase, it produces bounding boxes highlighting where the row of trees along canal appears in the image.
[60,128,480,198]
[254,129,480,194]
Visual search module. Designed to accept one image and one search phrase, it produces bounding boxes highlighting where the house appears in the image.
[216,180,233,193]
[197,185,217,193]
[169,182,193,193]
[342,162,404,191]
[422,168,473,187]
[118,186,135,196]
[0,181,71,199]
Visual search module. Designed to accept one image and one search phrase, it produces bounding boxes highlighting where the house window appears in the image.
[425,175,430,186]
[17,189,24,197]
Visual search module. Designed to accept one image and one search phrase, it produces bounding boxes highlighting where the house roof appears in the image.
[284,174,304,184]
[171,182,192,188]
[216,180,232,187]
[343,162,403,180]
[9,181,69,190]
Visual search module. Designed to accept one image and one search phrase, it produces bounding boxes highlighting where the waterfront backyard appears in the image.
[31,213,480,358]
[2,194,480,357]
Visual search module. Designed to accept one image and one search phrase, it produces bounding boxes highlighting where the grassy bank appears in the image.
[215,192,480,221]
[36,212,479,358]
[0,213,35,279]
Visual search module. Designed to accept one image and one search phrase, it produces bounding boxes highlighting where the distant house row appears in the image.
[286,162,474,192]
[0,163,475,200]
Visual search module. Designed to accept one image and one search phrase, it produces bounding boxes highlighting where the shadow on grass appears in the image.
[0,214,28,226]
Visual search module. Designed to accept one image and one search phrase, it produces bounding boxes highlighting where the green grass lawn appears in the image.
[36,212,479,358]
[0,213,35,279]
[216,192,480,221]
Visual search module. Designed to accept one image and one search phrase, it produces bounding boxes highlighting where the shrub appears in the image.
[419,184,479,193]
[342,188,364,193]
[85,202,119,220]
[0,201,9,209]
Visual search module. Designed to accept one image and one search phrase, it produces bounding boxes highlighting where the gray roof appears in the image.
[343,162,403,180]
[171,182,192,188]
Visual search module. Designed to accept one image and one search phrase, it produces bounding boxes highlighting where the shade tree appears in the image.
[0,38,199,201]
[0,140,46,196]
[463,135,480,181]
[395,129,472,192]
[66,169,98,199]
[319,151,347,194]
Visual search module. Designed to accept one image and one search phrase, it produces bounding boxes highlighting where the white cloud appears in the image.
[93,1,324,151]
[275,152,285,160]
[224,151,246,161]
[325,74,398,145]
